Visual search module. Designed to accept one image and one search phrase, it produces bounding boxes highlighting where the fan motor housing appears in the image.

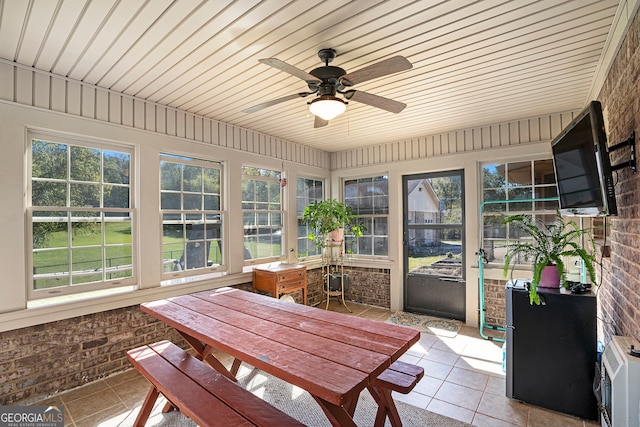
[309,66,346,81]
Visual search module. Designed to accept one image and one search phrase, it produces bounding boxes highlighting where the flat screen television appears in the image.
[551,100,617,216]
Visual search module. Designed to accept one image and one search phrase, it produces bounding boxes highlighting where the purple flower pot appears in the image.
[538,265,560,288]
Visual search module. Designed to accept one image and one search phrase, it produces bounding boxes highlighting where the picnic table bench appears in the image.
[126,340,304,427]
[369,360,425,426]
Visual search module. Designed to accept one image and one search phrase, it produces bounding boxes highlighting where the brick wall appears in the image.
[483,278,508,328]
[596,9,640,343]
[0,305,185,406]
[306,266,391,309]
[345,267,391,308]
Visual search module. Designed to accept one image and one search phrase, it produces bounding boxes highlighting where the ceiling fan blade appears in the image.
[314,116,328,128]
[341,56,412,87]
[242,93,310,113]
[259,58,321,85]
[346,90,406,114]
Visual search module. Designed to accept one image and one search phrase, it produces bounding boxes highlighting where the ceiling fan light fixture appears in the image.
[308,96,347,121]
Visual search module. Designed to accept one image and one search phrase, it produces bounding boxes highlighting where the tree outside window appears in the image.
[296,177,324,257]
[29,136,134,299]
[344,176,388,256]
[160,154,223,277]
[242,167,283,261]
[482,160,559,264]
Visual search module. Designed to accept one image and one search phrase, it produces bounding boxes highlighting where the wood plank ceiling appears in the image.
[0,0,621,152]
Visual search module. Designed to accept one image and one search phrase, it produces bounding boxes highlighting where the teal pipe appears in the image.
[477,197,559,342]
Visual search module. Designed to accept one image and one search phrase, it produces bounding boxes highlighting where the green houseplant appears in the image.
[301,199,365,247]
[503,213,597,305]
[301,199,365,302]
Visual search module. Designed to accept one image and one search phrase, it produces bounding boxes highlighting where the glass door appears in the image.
[403,170,465,320]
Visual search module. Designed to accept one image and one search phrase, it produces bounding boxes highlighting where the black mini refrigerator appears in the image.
[505,281,598,420]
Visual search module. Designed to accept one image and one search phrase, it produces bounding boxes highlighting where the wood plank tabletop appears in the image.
[141,287,420,408]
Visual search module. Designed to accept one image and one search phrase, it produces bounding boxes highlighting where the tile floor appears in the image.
[36,300,600,426]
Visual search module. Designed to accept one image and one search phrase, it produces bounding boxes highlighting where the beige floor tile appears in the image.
[64,387,123,422]
[405,343,429,358]
[398,353,421,366]
[460,336,504,357]
[36,395,64,407]
[422,346,461,366]
[472,412,522,427]
[455,353,504,375]
[73,403,130,427]
[446,366,490,391]
[356,306,390,320]
[408,331,440,353]
[111,376,152,408]
[417,332,440,348]
[485,374,506,395]
[417,358,454,381]
[433,334,473,353]
[393,389,431,408]
[104,368,141,387]
[458,325,485,337]
[434,381,483,411]
[322,299,357,314]
[427,398,476,424]
[412,375,443,397]
[526,405,586,427]
[476,392,528,426]
[59,379,109,404]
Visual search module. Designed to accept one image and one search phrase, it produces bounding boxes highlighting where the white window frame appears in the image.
[296,176,325,258]
[343,175,389,257]
[160,153,225,280]
[27,131,137,301]
[481,158,559,266]
[241,166,284,265]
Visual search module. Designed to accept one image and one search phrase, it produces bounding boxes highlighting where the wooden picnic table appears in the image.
[141,287,420,426]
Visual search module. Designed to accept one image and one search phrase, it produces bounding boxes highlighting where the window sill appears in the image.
[161,271,227,286]
[0,273,251,333]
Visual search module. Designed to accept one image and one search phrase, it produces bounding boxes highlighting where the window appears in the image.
[161,154,223,277]
[28,134,134,300]
[296,177,324,257]
[344,176,388,256]
[482,159,559,264]
[242,167,283,262]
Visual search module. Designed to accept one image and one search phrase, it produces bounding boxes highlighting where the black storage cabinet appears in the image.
[505,283,598,420]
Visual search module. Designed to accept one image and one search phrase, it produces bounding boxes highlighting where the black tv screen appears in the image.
[551,101,617,216]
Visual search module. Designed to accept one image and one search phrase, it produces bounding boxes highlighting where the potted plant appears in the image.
[301,199,365,247]
[503,212,597,305]
[301,199,365,298]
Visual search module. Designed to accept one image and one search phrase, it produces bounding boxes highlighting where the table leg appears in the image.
[311,396,357,427]
[368,386,402,427]
[202,345,238,382]
[230,358,242,377]
[177,330,237,382]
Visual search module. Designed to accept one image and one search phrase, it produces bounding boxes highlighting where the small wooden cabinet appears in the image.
[252,264,307,305]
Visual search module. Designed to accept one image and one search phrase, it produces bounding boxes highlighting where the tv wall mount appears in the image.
[609,131,636,174]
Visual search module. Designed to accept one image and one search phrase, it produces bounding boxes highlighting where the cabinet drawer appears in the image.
[278,281,303,292]
[276,270,305,283]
